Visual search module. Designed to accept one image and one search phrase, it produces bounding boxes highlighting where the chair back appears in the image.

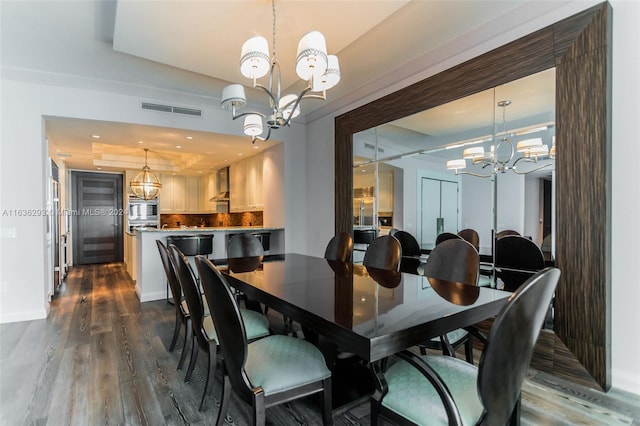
[477,267,560,424]
[227,233,264,258]
[434,232,462,246]
[393,230,421,257]
[324,232,353,262]
[363,235,401,271]
[495,235,545,292]
[457,228,480,251]
[196,256,253,403]
[169,244,208,348]
[423,239,479,285]
[157,240,182,306]
[495,229,520,240]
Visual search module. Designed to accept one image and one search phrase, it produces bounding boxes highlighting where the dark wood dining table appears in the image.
[222,253,511,363]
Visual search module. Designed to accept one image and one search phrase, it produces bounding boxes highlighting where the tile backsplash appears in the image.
[161,211,263,228]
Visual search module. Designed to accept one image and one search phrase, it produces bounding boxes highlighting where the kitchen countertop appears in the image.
[135,226,284,233]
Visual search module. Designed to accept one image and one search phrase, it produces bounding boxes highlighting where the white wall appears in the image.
[304,0,639,395]
[0,79,307,323]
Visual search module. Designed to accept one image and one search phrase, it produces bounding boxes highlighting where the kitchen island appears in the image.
[126,226,284,302]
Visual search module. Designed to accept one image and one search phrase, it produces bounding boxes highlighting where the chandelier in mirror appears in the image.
[446,100,555,177]
[221,0,340,143]
[130,148,162,200]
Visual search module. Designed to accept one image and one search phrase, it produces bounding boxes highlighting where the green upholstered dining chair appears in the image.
[363,235,402,271]
[195,255,333,425]
[434,231,462,246]
[169,244,270,411]
[457,228,480,252]
[371,267,560,426]
[495,235,546,292]
[324,232,354,262]
[418,238,481,363]
[393,230,421,257]
[156,239,199,371]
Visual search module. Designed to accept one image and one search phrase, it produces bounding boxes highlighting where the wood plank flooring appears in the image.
[1,263,638,425]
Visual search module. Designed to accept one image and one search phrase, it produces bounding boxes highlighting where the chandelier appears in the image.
[221,0,340,143]
[446,100,555,177]
[129,148,162,200]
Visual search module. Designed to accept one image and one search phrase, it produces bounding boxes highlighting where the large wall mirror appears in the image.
[335,3,611,390]
[352,68,555,262]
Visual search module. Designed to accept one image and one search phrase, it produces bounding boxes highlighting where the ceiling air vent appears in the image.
[141,102,202,117]
[363,143,384,153]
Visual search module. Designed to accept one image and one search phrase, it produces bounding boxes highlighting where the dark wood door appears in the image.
[72,172,124,265]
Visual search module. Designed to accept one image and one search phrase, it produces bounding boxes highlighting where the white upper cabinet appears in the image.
[158,174,200,213]
[230,153,264,212]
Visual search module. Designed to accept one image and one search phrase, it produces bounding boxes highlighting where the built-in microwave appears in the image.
[127,196,158,222]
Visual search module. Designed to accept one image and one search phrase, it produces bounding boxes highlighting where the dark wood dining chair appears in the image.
[393,230,421,257]
[363,235,401,271]
[227,233,265,313]
[227,232,264,258]
[170,244,269,411]
[418,238,480,363]
[434,231,462,246]
[324,232,353,262]
[156,240,193,371]
[371,267,561,426]
[457,228,480,251]
[495,229,521,239]
[195,256,333,425]
[495,235,545,292]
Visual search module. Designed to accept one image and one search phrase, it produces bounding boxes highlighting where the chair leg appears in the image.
[252,390,266,426]
[370,398,380,426]
[320,378,333,425]
[508,396,522,426]
[199,346,217,411]
[185,336,199,383]
[216,374,231,426]
[418,344,427,355]
[177,318,192,371]
[440,335,455,357]
[464,338,474,364]
[169,310,181,352]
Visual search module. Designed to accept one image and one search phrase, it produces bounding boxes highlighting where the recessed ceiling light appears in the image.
[237,153,243,156]
[176,145,182,149]
[185,136,194,140]
[91,134,101,139]
[138,140,144,144]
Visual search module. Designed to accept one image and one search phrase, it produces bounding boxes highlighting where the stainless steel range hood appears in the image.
[210,167,230,201]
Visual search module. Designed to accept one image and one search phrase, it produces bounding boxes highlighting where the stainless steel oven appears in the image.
[127,196,159,231]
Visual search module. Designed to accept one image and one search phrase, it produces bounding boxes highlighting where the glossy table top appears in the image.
[223,253,511,362]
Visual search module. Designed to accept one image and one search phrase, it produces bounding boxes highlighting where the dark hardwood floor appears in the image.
[1,263,638,425]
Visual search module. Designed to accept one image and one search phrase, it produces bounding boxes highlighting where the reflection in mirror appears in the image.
[352,68,556,272]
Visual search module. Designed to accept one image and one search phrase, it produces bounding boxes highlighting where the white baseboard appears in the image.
[611,368,640,396]
[139,290,167,303]
[0,308,47,324]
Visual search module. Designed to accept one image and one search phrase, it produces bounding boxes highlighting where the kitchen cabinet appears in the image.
[230,153,263,212]
[200,172,217,212]
[378,172,394,214]
[353,171,393,213]
[158,174,200,213]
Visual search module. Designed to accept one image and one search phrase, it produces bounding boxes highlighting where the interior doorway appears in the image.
[71,172,124,264]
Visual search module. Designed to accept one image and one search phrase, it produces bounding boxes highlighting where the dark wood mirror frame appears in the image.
[335,3,611,390]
